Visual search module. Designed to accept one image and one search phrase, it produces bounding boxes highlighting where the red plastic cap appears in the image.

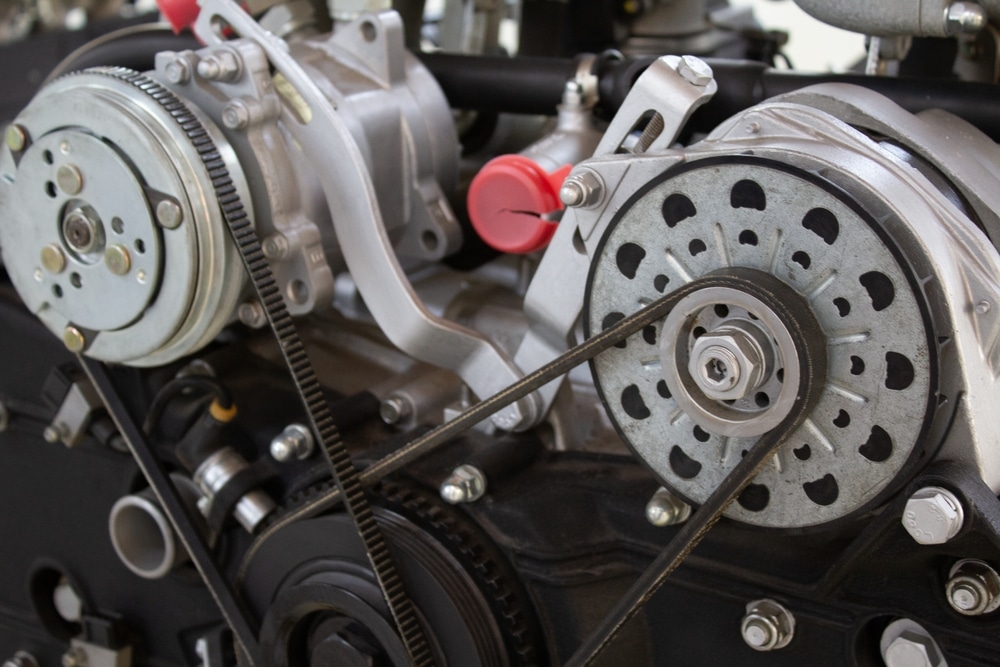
[467,155,572,254]
[158,0,201,33]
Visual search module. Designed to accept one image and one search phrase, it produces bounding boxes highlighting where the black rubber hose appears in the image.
[417,53,1000,141]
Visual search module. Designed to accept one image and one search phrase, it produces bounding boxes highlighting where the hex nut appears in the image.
[676,55,713,87]
[885,632,943,667]
[740,599,794,651]
[164,58,191,84]
[688,324,769,401]
[902,486,964,545]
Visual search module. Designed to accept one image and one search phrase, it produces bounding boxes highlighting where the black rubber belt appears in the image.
[80,356,262,661]
[81,67,433,666]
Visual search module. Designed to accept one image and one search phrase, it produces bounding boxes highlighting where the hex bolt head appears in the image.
[559,170,603,208]
[237,301,267,329]
[222,100,251,130]
[740,599,794,651]
[261,234,290,260]
[5,124,26,152]
[946,559,1000,616]
[440,464,487,504]
[104,245,132,276]
[197,51,241,82]
[63,326,86,353]
[41,244,67,274]
[676,55,714,87]
[646,487,692,526]
[885,632,944,667]
[56,164,83,195]
[902,486,964,545]
[155,199,183,229]
[164,57,191,84]
[379,396,411,425]
[945,2,987,34]
[688,322,769,401]
[270,424,315,461]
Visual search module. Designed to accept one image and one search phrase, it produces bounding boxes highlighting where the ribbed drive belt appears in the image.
[80,68,433,666]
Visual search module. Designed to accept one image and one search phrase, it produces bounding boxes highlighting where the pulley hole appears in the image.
[134,239,145,254]
[51,285,63,298]
[662,193,696,228]
[111,217,124,234]
[885,352,914,390]
[420,230,439,253]
[642,325,657,345]
[669,445,701,479]
[45,181,57,198]
[653,274,669,293]
[737,483,769,511]
[860,271,895,311]
[776,368,784,383]
[738,230,758,246]
[616,242,645,279]
[713,304,729,318]
[850,356,865,375]
[656,380,672,399]
[42,150,54,165]
[833,297,851,317]
[859,425,892,462]
[360,20,377,42]
[69,273,81,289]
[688,239,706,256]
[802,207,839,245]
[287,279,309,305]
[602,311,627,349]
[692,425,710,442]
[692,326,706,339]
[791,251,811,269]
[833,409,851,428]
[803,474,839,506]
[793,444,811,461]
[730,179,766,211]
[754,392,770,408]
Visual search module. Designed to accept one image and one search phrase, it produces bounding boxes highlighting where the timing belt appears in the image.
[80,67,433,666]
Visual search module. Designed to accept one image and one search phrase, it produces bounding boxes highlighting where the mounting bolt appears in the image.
[975,299,991,315]
[63,326,86,353]
[60,647,87,667]
[56,164,83,195]
[222,99,251,130]
[155,199,183,229]
[676,54,714,87]
[5,124,26,152]
[945,2,987,34]
[43,423,65,443]
[197,51,241,82]
[440,464,487,504]
[270,424,315,461]
[645,487,692,526]
[946,559,1000,616]
[41,244,67,274]
[261,234,289,260]
[104,245,132,276]
[379,396,412,425]
[902,486,964,545]
[559,170,603,208]
[164,57,191,84]
[3,652,39,667]
[740,599,795,651]
[237,301,267,329]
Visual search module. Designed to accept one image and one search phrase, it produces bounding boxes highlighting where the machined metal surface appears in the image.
[740,599,795,652]
[587,159,932,528]
[880,618,948,667]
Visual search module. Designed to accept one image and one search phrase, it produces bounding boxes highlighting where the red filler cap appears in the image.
[158,0,201,33]
[467,155,572,254]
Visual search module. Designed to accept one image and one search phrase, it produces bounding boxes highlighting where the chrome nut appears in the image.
[884,632,944,667]
[688,324,768,401]
[902,486,964,545]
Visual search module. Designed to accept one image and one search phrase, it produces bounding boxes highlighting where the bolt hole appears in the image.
[738,230,758,246]
[792,250,811,269]
[69,273,81,288]
[111,217,124,234]
[776,368,784,383]
[754,392,770,408]
[833,297,851,317]
[360,20,377,42]
[134,239,145,254]
[833,409,851,428]
[52,284,63,298]
[42,150,54,165]
[713,304,729,318]
[850,356,865,375]
[45,181,57,198]
[692,326,706,339]
[420,230,439,253]
[692,425,710,442]
[287,279,309,305]
[688,238,707,256]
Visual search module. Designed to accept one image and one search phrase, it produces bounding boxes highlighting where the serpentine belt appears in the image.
[72,67,821,666]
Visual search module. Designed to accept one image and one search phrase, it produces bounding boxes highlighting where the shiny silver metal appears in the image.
[379,396,411,425]
[439,464,487,504]
[740,599,794,651]
[645,487,692,527]
[880,619,948,667]
[946,2,988,34]
[53,577,82,622]
[794,0,989,37]
[903,487,964,545]
[269,423,315,461]
[2,652,39,667]
[45,377,101,447]
[194,447,275,533]
[945,559,1000,615]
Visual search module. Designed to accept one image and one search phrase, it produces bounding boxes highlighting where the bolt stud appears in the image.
[440,464,487,504]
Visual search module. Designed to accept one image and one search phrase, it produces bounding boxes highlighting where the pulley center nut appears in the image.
[688,323,769,401]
